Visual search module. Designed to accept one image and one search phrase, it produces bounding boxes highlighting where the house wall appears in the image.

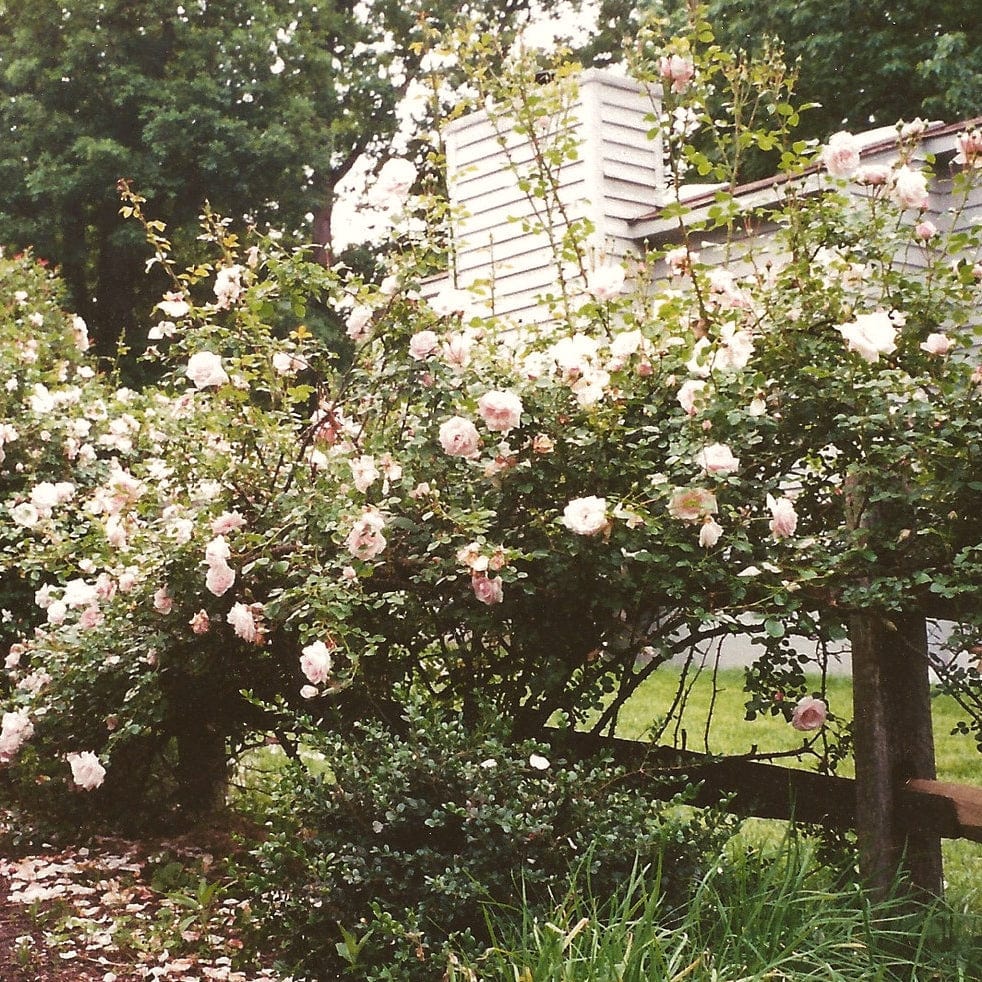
[443,68,663,325]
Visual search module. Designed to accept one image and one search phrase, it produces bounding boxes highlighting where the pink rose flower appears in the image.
[791,695,828,732]
[668,487,718,522]
[695,443,740,476]
[409,330,440,361]
[821,131,860,179]
[442,332,473,371]
[346,305,374,342]
[214,264,243,309]
[157,292,190,319]
[0,709,34,763]
[954,129,982,169]
[920,333,954,356]
[698,516,723,548]
[300,640,334,684]
[562,496,609,536]
[189,610,211,635]
[477,390,524,434]
[854,164,892,187]
[838,310,898,363]
[205,561,236,597]
[471,572,504,605]
[346,509,387,561]
[891,166,929,210]
[227,602,263,644]
[211,511,247,536]
[79,606,104,630]
[67,751,106,790]
[676,379,706,416]
[185,351,229,389]
[767,494,798,540]
[153,587,173,615]
[915,220,937,241]
[586,262,626,300]
[439,416,480,458]
[350,455,380,493]
[658,54,695,93]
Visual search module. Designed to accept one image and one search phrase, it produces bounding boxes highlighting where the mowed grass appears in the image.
[615,666,982,910]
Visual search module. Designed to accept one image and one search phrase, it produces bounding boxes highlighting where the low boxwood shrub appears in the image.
[238,698,737,980]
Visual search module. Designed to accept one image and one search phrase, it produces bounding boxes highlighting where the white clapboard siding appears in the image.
[444,68,663,324]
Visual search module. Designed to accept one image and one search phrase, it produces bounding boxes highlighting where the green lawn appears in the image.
[615,667,982,909]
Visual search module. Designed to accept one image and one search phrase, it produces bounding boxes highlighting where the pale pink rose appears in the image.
[211,511,246,536]
[205,536,231,566]
[658,54,695,93]
[838,310,898,363]
[153,587,173,615]
[698,516,723,548]
[668,487,718,522]
[117,569,140,593]
[157,292,190,318]
[205,561,236,597]
[5,643,25,669]
[854,164,892,187]
[665,246,696,275]
[300,640,334,684]
[821,131,860,179]
[370,157,417,208]
[471,572,504,605]
[532,434,554,454]
[227,602,262,644]
[63,577,99,609]
[891,166,929,210]
[185,351,229,389]
[189,610,210,635]
[708,269,751,310]
[346,305,374,342]
[562,496,609,536]
[715,325,755,372]
[528,752,550,770]
[791,695,828,732]
[79,606,104,630]
[915,220,937,241]
[457,542,488,571]
[677,379,706,415]
[46,599,67,625]
[346,509,387,561]
[920,332,954,356]
[67,751,106,790]
[272,351,304,374]
[954,129,982,169]
[442,332,473,372]
[10,502,39,527]
[767,494,798,540]
[0,709,34,763]
[408,330,440,361]
[586,262,626,300]
[696,443,740,476]
[300,684,319,699]
[477,390,524,434]
[350,455,380,493]
[214,264,243,309]
[439,416,480,458]
[71,314,90,352]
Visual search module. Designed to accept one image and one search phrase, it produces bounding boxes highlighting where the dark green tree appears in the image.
[0,0,543,360]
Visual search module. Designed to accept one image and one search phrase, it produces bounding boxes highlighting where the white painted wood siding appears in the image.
[444,68,663,325]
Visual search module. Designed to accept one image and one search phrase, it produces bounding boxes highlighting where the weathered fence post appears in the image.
[851,611,943,899]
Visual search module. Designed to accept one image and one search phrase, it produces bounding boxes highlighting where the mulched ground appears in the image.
[0,815,286,982]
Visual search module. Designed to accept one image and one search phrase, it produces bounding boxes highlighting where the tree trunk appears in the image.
[851,611,942,900]
[175,719,229,825]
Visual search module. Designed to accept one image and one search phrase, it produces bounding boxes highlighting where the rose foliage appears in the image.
[1,16,980,827]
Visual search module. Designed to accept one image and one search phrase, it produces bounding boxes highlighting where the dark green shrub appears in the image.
[239,699,737,980]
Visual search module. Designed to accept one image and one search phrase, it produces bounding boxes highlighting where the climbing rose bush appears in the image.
[0,21,980,825]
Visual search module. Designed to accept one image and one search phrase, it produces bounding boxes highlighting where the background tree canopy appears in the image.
[0,0,542,362]
[0,0,977,358]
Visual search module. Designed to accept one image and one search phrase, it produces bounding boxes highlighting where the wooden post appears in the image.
[851,611,943,899]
